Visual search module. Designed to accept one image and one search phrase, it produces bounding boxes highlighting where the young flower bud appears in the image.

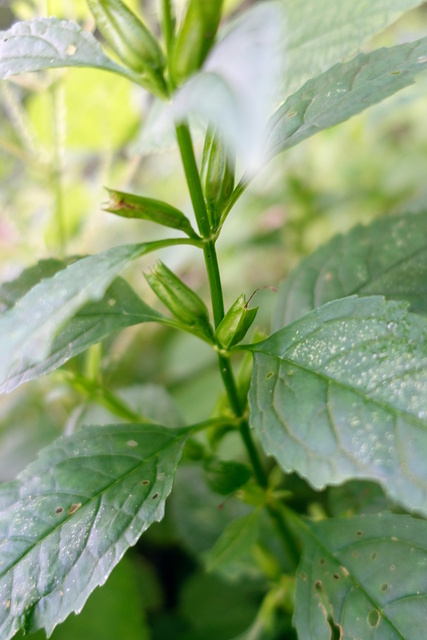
[104,189,198,239]
[145,262,214,342]
[86,0,167,95]
[201,128,235,231]
[170,0,223,84]
[216,294,258,349]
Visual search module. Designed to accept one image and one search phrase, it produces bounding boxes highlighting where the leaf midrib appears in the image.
[0,430,185,583]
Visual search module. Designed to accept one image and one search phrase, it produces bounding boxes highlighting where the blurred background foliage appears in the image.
[1,1,427,638]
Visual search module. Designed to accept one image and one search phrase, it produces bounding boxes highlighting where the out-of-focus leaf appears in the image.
[206,510,260,573]
[273,212,427,328]
[282,0,426,97]
[1,277,164,393]
[172,2,285,172]
[294,513,427,639]
[0,239,181,393]
[0,423,186,639]
[204,459,252,496]
[0,18,138,82]
[249,296,427,515]
[269,37,427,157]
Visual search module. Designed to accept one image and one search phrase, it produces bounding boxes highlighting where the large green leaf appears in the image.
[0,18,136,81]
[269,37,427,157]
[249,296,427,515]
[282,0,425,97]
[0,239,181,393]
[294,513,427,639]
[0,423,187,639]
[273,212,427,328]
[0,277,164,393]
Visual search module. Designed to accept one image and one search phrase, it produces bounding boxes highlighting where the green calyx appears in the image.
[201,128,235,232]
[216,294,258,349]
[104,188,199,239]
[86,0,167,96]
[145,261,214,342]
[170,0,223,85]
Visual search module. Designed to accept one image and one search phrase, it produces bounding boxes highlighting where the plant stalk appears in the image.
[176,121,299,565]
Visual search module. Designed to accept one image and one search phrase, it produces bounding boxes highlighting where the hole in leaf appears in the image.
[55,507,64,515]
[152,492,159,500]
[319,557,326,566]
[126,440,138,447]
[367,609,380,628]
[108,299,116,307]
[6,600,11,609]
[66,44,77,56]
[380,582,389,592]
[142,480,150,486]
[266,372,274,379]
[314,580,342,640]
[370,551,377,561]
[68,502,82,515]
[333,573,340,581]
[356,530,363,537]
[286,110,297,118]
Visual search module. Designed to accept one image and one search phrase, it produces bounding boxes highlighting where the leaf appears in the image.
[0,423,187,639]
[294,513,427,639]
[0,259,65,310]
[172,2,286,172]
[273,212,427,329]
[249,296,427,515]
[206,510,260,573]
[269,36,427,157]
[0,17,138,81]
[14,556,151,640]
[204,459,252,496]
[1,277,165,393]
[0,240,178,393]
[281,0,426,98]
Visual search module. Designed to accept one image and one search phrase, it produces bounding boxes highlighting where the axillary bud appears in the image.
[216,294,258,349]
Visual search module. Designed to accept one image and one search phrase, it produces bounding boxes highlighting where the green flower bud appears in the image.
[201,128,235,231]
[145,261,214,342]
[216,294,258,349]
[171,0,223,84]
[104,189,198,238]
[86,0,166,95]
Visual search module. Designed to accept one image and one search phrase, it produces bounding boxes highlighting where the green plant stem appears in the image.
[161,0,175,55]
[175,122,225,325]
[175,120,300,566]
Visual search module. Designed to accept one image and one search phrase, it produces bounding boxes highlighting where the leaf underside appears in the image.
[0,241,170,393]
[273,211,427,329]
[249,296,427,516]
[0,277,163,394]
[281,0,426,97]
[0,423,186,639]
[294,513,427,640]
[0,17,133,80]
[269,36,427,156]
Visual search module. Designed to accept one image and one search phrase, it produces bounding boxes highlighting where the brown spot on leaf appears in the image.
[68,503,82,515]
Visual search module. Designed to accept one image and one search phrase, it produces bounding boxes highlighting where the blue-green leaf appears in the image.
[0,423,186,639]
[269,36,427,156]
[249,296,427,515]
[0,240,181,393]
[273,212,427,328]
[0,17,137,81]
[295,513,427,639]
